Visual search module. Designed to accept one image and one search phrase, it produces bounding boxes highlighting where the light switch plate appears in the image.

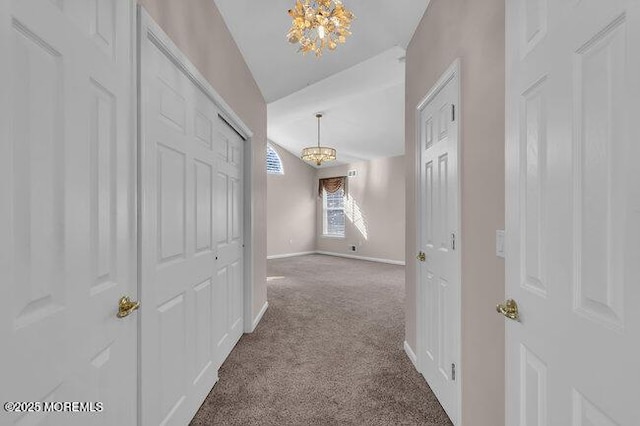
[496,230,505,258]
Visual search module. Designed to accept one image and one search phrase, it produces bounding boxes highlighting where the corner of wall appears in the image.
[266,142,318,258]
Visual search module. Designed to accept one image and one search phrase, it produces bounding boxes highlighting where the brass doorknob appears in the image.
[497,299,519,321]
[117,296,140,318]
[417,251,426,262]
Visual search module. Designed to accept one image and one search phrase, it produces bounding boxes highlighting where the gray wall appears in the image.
[267,143,317,257]
[405,0,506,424]
[316,156,405,263]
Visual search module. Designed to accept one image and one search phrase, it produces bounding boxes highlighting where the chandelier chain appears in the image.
[317,114,321,148]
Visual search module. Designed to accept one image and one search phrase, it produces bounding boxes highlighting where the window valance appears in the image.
[318,176,346,198]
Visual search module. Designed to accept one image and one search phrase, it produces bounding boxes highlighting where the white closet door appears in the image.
[505,1,640,425]
[139,13,246,425]
[0,1,136,425]
[214,121,244,366]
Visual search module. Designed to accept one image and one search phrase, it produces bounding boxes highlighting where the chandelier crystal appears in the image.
[301,114,337,166]
[287,0,355,57]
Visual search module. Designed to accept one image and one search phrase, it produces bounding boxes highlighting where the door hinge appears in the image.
[451,232,456,250]
[451,104,456,122]
[451,363,456,381]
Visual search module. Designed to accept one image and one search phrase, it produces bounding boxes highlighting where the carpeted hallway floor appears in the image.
[191,254,453,425]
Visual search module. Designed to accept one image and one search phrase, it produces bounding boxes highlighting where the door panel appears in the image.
[520,344,548,426]
[195,161,214,254]
[157,145,187,263]
[0,1,136,424]
[417,66,460,425]
[505,1,640,425]
[574,16,626,331]
[194,278,214,383]
[521,77,547,298]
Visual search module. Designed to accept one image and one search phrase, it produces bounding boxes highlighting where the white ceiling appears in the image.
[214,0,429,102]
[268,47,405,168]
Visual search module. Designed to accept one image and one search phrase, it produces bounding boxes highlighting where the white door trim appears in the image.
[414,58,462,425]
[137,5,255,422]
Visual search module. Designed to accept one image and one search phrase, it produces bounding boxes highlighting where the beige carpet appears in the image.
[191,254,453,426]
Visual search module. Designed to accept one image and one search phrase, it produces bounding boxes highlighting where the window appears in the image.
[323,188,345,237]
[266,144,284,175]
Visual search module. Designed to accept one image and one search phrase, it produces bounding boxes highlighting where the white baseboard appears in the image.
[247,301,268,333]
[404,340,418,370]
[316,251,406,266]
[267,251,315,260]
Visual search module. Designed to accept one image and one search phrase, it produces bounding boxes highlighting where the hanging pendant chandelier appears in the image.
[287,0,355,57]
[301,113,337,166]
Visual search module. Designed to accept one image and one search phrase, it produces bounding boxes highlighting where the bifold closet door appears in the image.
[213,121,244,366]
[139,14,246,425]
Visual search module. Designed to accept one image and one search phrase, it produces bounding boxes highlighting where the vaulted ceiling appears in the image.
[214,0,431,164]
[268,47,406,167]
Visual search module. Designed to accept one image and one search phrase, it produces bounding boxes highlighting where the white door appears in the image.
[505,1,640,425]
[139,13,245,425]
[214,121,245,365]
[417,62,461,425]
[0,1,136,425]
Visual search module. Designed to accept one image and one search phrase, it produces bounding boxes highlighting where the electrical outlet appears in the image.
[350,245,357,252]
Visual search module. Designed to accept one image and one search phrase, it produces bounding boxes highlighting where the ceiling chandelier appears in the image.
[287,0,355,57]
[301,113,337,166]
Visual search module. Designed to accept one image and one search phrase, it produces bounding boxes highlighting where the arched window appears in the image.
[266,144,284,175]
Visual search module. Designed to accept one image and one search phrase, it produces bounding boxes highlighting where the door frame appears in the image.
[136,6,256,423]
[414,58,463,425]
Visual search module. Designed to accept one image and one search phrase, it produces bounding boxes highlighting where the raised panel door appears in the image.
[505,1,640,424]
[0,1,136,424]
[417,65,461,425]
